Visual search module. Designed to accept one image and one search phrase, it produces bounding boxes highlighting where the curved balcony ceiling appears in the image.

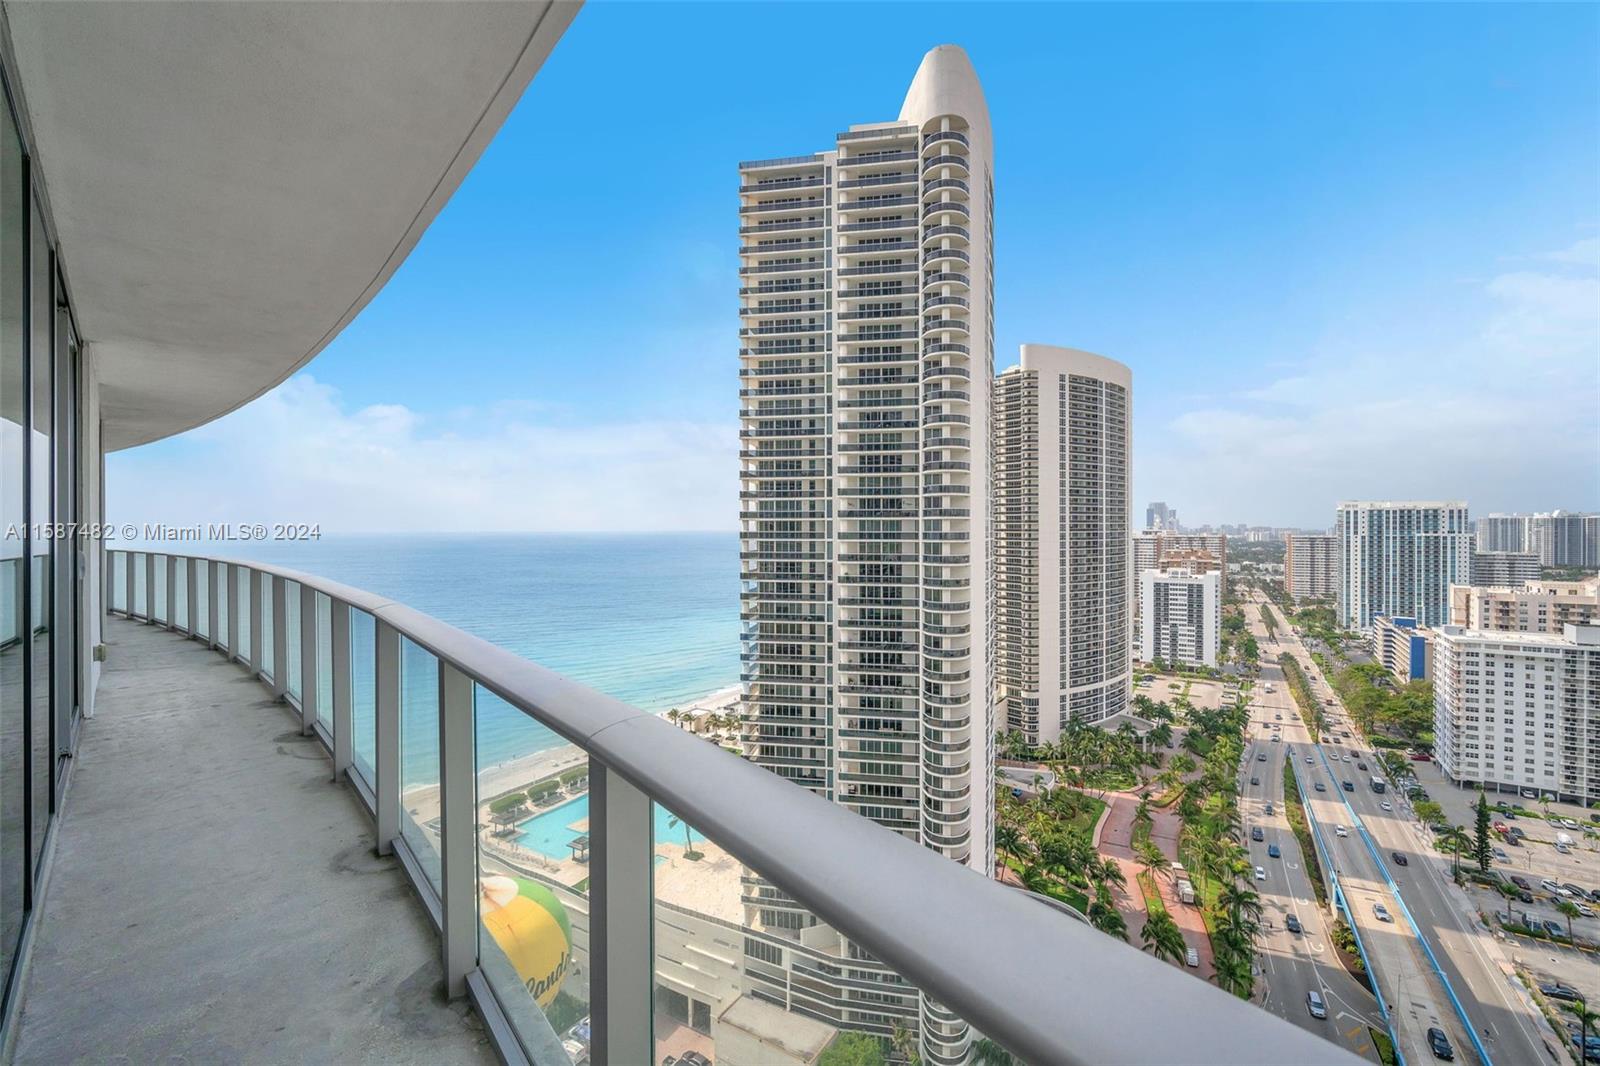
[4,1,579,450]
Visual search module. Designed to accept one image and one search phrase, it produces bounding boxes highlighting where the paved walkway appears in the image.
[1099,787,1216,978]
[11,617,493,1065]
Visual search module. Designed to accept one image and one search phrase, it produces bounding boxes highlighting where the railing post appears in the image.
[438,661,476,998]
[248,569,265,677]
[331,600,352,782]
[590,763,654,1066]
[186,557,199,638]
[165,554,177,631]
[227,564,240,661]
[104,548,114,615]
[373,619,401,855]
[270,576,288,700]
[207,560,220,650]
[144,552,155,623]
[300,583,317,734]
[123,550,133,620]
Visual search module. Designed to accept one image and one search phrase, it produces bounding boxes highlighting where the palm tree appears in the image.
[1438,825,1471,879]
[665,812,701,861]
[1557,899,1582,941]
[1211,943,1254,998]
[994,824,1022,875]
[1217,882,1264,926]
[969,1038,1015,1066]
[1136,839,1171,883]
[1571,999,1600,1054]
[890,1021,919,1066]
[1141,911,1187,964]
[1093,855,1127,891]
[665,708,683,728]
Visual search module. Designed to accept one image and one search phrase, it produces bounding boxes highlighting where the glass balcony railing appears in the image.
[102,548,1358,1066]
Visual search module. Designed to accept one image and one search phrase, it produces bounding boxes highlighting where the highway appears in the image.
[1257,595,1559,1066]
[1242,712,1385,1061]
[1246,595,1486,1066]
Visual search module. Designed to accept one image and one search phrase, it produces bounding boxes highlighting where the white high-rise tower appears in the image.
[994,346,1132,744]
[737,45,993,1062]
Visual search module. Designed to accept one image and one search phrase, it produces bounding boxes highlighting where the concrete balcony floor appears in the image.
[11,616,492,1065]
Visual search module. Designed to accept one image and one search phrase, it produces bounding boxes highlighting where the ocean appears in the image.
[139,533,740,782]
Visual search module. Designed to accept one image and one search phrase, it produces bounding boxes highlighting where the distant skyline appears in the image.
[107,2,1599,532]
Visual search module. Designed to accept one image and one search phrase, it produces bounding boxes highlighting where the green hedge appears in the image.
[488,793,529,815]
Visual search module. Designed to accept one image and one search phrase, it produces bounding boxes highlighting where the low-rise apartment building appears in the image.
[1371,615,1433,682]
[1433,624,1600,804]
[1449,577,1600,635]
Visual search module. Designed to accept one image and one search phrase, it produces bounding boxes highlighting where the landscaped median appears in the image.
[1282,756,1328,907]
[1279,652,1325,740]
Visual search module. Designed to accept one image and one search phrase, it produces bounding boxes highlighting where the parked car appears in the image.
[1185,946,1199,968]
[1563,882,1588,899]
[1427,1027,1455,1061]
[1522,789,1538,799]
[1286,913,1302,933]
[1517,890,1535,903]
[1543,982,1583,1002]
[1577,903,1595,919]
[1306,991,1327,1019]
[1541,878,1565,894]
[1374,903,1393,922]
[1391,851,1409,866]
[679,1054,712,1066]
[1510,875,1532,890]
[1544,919,1567,938]
[1268,843,1281,858]
[1493,848,1508,861]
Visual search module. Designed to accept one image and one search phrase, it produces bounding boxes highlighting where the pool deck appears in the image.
[9,617,494,1065]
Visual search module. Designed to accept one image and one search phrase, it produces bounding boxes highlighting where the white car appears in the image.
[1185,946,1200,967]
[1579,903,1596,919]
[1335,825,1348,837]
[1380,801,1392,812]
[1373,903,1392,923]
[1255,866,1267,881]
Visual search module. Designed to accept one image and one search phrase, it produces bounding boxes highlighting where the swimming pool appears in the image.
[514,795,701,861]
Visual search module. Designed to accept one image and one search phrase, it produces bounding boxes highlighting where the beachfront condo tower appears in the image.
[993,346,1133,744]
[737,44,995,1062]
[1335,500,1472,631]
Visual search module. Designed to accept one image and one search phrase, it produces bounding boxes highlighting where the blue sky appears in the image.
[110,2,1600,531]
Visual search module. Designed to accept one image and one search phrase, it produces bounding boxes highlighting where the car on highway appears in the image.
[1250,776,1260,785]
[1306,991,1327,1019]
[1275,714,1282,720]
[1380,801,1393,811]
[1341,754,1350,762]
[1342,781,1355,792]
[1257,753,1267,761]
[1285,912,1301,933]
[1305,756,1314,764]
[1542,982,1583,1001]
[1373,903,1392,922]
[1314,782,1326,792]
[1255,866,1266,881]
[1265,803,1274,816]
[1185,946,1199,968]
[1271,734,1280,742]
[1357,761,1368,771]
[1268,843,1280,858]
[1251,826,1265,842]
[1390,851,1408,866]
[1427,1026,1455,1061]
[1335,825,1348,837]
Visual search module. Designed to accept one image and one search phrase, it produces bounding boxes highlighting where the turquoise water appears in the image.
[515,794,701,860]
[147,534,739,782]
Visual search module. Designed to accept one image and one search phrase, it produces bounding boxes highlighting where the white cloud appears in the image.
[1141,240,1600,526]
[107,375,737,533]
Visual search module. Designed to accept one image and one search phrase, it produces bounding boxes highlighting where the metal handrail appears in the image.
[102,547,1358,1066]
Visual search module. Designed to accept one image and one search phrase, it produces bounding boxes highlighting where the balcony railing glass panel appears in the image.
[152,555,167,620]
[259,573,273,678]
[216,563,230,650]
[474,686,591,1064]
[315,592,333,729]
[174,555,188,629]
[400,635,443,891]
[195,562,211,641]
[350,609,376,786]
[285,579,303,698]
[234,565,250,660]
[132,552,146,617]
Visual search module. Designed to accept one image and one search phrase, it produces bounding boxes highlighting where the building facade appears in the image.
[1284,533,1338,602]
[1139,568,1221,667]
[1474,513,1530,554]
[736,45,993,1062]
[1146,501,1175,530]
[1433,624,1600,804]
[1335,501,1472,631]
[1449,577,1600,635]
[993,346,1132,743]
[1531,511,1600,569]
[1371,615,1433,682]
[1470,551,1541,588]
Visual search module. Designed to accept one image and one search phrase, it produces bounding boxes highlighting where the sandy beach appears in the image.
[426,681,744,807]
